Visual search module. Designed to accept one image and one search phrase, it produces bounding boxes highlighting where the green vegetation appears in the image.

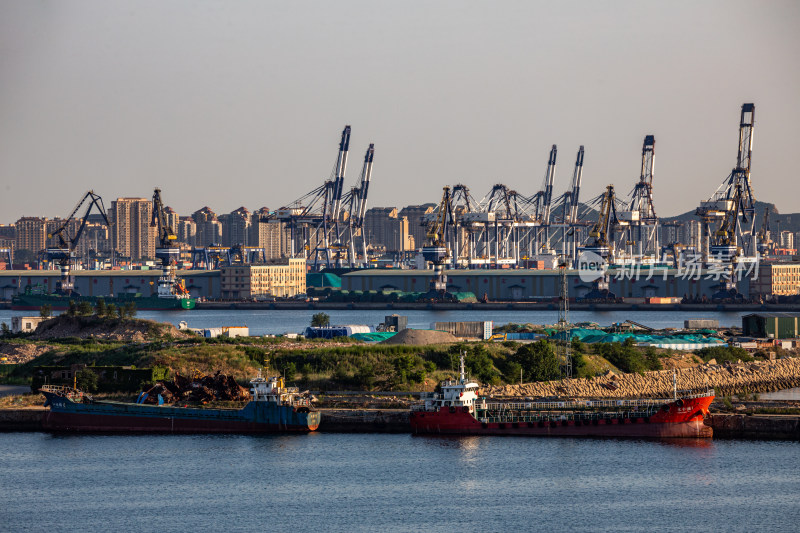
[75,368,99,392]
[3,313,732,393]
[694,345,753,365]
[593,338,664,374]
[310,312,330,327]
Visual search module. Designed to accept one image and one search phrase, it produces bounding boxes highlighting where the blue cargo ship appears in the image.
[40,373,320,433]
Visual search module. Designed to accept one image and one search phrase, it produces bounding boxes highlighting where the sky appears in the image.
[1,1,799,223]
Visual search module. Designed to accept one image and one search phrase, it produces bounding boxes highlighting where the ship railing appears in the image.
[482,390,714,412]
[476,408,661,424]
[40,384,86,401]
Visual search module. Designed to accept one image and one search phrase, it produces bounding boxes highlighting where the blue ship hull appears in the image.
[41,391,320,433]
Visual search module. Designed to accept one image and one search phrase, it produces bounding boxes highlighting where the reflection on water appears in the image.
[760,387,800,401]
[1,432,798,532]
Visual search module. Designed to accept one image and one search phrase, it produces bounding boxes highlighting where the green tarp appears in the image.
[350,332,397,343]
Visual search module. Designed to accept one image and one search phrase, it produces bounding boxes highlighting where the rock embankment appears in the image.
[482,357,800,399]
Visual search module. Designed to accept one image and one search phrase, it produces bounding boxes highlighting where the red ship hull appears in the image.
[410,395,714,438]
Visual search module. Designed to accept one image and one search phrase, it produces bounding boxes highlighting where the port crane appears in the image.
[341,143,375,267]
[756,206,773,256]
[619,135,658,259]
[273,126,353,269]
[696,103,757,264]
[151,188,190,300]
[552,146,585,263]
[421,186,455,301]
[577,185,622,301]
[45,190,109,295]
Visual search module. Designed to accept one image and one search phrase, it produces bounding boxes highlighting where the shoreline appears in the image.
[1,407,798,440]
[2,301,800,312]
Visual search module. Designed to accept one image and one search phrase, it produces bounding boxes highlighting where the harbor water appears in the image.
[0,308,752,336]
[1,432,798,532]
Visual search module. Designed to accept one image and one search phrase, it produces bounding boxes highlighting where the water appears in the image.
[0,433,798,532]
[0,308,750,336]
[761,387,800,401]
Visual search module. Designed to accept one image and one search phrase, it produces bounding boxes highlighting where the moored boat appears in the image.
[40,372,320,433]
[410,356,714,438]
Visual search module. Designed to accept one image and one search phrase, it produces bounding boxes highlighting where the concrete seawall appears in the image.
[484,357,800,399]
[0,408,43,431]
[707,414,800,440]
[317,408,409,433]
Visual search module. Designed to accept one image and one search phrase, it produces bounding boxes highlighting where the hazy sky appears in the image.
[1,1,798,223]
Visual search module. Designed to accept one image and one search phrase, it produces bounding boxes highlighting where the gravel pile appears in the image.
[379,328,458,345]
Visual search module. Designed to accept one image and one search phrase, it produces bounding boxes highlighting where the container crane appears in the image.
[45,191,109,295]
[343,143,375,267]
[151,188,190,300]
[273,126,352,269]
[619,135,658,258]
[533,145,558,253]
[696,103,757,264]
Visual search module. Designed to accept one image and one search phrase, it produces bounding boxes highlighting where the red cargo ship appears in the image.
[410,357,713,438]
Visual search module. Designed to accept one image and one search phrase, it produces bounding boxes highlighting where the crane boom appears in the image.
[569,146,584,223]
[46,190,110,295]
[541,145,557,224]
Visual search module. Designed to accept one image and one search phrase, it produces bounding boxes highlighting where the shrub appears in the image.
[75,368,98,393]
[310,313,330,327]
[511,340,560,382]
[694,346,752,365]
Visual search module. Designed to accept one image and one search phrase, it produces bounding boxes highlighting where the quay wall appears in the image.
[483,357,800,399]
[707,414,800,440]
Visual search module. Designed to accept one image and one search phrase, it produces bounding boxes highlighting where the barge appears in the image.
[40,373,320,433]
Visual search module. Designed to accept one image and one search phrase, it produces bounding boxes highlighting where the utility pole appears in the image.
[558,258,572,379]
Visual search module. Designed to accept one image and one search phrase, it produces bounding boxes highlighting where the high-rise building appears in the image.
[14,217,47,254]
[363,207,413,252]
[192,207,222,247]
[222,207,251,247]
[399,204,435,250]
[177,216,197,246]
[249,208,289,259]
[779,230,795,250]
[163,207,180,236]
[110,198,155,260]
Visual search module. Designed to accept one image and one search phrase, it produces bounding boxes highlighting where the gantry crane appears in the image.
[342,143,375,267]
[273,126,353,269]
[619,135,658,258]
[696,103,757,264]
[45,191,109,295]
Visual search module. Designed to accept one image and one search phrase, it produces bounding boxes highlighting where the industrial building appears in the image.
[742,313,800,339]
[0,269,219,300]
[341,267,753,301]
[220,258,306,299]
[750,262,800,297]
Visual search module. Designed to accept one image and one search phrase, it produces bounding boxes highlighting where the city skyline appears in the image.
[1,1,799,222]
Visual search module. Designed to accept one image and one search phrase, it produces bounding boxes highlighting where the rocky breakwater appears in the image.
[482,357,800,399]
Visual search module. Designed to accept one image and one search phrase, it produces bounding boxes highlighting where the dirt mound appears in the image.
[379,328,458,345]
[31,315,188,342]
[0,343,52,364]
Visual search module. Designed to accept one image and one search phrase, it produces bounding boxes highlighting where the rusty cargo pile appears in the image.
[141,371,250,404]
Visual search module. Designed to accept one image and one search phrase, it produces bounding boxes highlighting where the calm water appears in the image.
[0,432,798,532]
[0,308,750,336]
